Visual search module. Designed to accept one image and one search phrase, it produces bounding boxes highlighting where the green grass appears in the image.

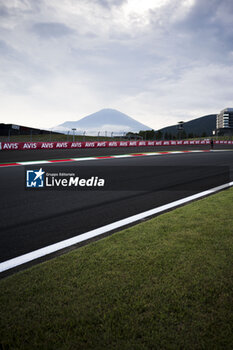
[0,134,124,143]
[0,189,233,349]
[1,133,233,143]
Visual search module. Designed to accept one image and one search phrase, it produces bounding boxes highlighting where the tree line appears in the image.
[126,130,208,140]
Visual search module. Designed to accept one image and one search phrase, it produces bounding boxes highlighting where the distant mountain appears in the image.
[158,114,217,137]
[55,109,151,134]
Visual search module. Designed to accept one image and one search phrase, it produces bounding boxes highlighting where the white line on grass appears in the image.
[1,181,233,273]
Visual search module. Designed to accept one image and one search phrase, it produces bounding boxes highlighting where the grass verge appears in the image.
[0,189,233,349]
[0,134,123,143]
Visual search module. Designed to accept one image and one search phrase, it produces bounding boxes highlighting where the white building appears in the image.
[216,108,233,136]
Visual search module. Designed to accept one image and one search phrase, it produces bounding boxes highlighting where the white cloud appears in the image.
[0,0,232,131]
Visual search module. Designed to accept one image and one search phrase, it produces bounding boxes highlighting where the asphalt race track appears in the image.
[0,147,233,276]
[0,143,232,163]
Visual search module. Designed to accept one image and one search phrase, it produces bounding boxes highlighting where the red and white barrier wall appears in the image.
[0,139,232,151]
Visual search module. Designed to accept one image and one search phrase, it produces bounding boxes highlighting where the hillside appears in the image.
[158,114,217,137]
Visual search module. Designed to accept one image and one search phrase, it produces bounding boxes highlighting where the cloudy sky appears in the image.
[0,0,233,131]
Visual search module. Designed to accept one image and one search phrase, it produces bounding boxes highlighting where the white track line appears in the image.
[71,157,96,161]
[18,160,50,165]
[1,181,233,273]
[144,152,161,156]
[111,154,133,158]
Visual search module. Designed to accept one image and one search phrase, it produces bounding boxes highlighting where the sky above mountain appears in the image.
[1,0,233,130]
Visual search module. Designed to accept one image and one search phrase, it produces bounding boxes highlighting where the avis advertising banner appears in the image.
[2,139,231,151]
[0,139,223,151]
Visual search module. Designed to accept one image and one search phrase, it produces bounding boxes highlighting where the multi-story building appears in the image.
[215,108,233,136]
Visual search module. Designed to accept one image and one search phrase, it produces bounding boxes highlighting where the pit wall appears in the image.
[0,139,232,151]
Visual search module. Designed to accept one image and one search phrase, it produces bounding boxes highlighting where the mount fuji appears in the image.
[55,109,151,134]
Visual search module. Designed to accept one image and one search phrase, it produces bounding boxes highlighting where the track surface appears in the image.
[1,149,233,275]
[1,144,232,163]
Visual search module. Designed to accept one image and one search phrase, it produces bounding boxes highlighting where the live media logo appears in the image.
[26,168,45,188]
[26,168,105,189]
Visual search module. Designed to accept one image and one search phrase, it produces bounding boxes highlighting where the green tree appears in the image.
[139,130,155,140]
[155,130,163,140]
[181,130,187,139]
[188,133,194,139]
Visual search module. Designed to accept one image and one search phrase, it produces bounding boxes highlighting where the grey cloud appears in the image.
[186,0,220,26]
[177,0,233,37]
[0,0,43,17]
[32,22,74,38]
[189,0,233,20]
[1,0,233,128]
[153,0,233,65]
[69,41,164,96]
[0,40,50,96]
[0,39,11,52]
[0,5,9,17]
[98,0,126,7]
[83,0,126,9]
[0,40,18,58]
